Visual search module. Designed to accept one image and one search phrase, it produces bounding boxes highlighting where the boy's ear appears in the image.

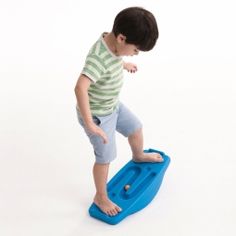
[117,34,127,43]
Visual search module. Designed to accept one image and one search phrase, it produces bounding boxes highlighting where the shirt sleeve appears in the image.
[81,54,105,83]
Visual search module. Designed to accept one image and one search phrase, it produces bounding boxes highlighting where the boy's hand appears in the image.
[86,123,108,144]
[123,62,138,73]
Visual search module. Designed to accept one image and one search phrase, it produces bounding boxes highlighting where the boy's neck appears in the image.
[103,32,119,56]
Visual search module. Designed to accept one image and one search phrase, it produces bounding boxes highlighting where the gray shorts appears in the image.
[76,102,142,164]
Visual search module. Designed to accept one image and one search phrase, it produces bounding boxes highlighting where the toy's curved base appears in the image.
[88,149,170,225]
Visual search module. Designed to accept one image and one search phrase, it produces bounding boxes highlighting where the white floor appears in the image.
[1,1,236,236]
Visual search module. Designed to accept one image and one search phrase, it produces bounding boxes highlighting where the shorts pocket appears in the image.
[92,116,101,126]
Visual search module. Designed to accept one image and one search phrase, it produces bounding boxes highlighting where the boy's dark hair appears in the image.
[112,7,159,51]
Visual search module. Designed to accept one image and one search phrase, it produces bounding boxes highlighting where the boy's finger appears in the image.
[99,131,108,144]
[102,135,108,144]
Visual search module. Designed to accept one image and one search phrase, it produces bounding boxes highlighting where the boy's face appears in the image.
[116,34,139,56]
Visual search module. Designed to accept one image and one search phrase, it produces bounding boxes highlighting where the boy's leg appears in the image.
[93,162,122,216]
[76,109,122,216]
[116,103,163,162]
[128,128,163,162]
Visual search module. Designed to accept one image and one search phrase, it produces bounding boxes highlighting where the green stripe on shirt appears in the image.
[81,33,124,116]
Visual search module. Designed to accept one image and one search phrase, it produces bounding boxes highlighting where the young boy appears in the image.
[74,7,163,217]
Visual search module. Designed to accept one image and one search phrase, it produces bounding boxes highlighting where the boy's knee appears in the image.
[128,127,142,138]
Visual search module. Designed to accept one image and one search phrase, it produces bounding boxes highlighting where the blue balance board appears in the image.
[88,148,170,225]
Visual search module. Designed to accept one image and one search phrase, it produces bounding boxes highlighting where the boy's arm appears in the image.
[74,74,108,144]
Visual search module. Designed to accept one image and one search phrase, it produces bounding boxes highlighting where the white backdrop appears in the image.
[0,0,236,235]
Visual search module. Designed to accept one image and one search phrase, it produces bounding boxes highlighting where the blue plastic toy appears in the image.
[88,148,170,225]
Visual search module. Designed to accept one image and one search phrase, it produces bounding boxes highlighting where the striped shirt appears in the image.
[81,33,124,116]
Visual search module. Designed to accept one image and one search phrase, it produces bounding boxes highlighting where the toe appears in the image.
[110,209,117,216]
[116,206,122,212]
[156,157,163,162]
[114,207,119,215]
[157,154,164,162]
[107,210,113,216]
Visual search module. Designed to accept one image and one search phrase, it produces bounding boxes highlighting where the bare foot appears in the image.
[133,152,164,163]
[94,194,122,216]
